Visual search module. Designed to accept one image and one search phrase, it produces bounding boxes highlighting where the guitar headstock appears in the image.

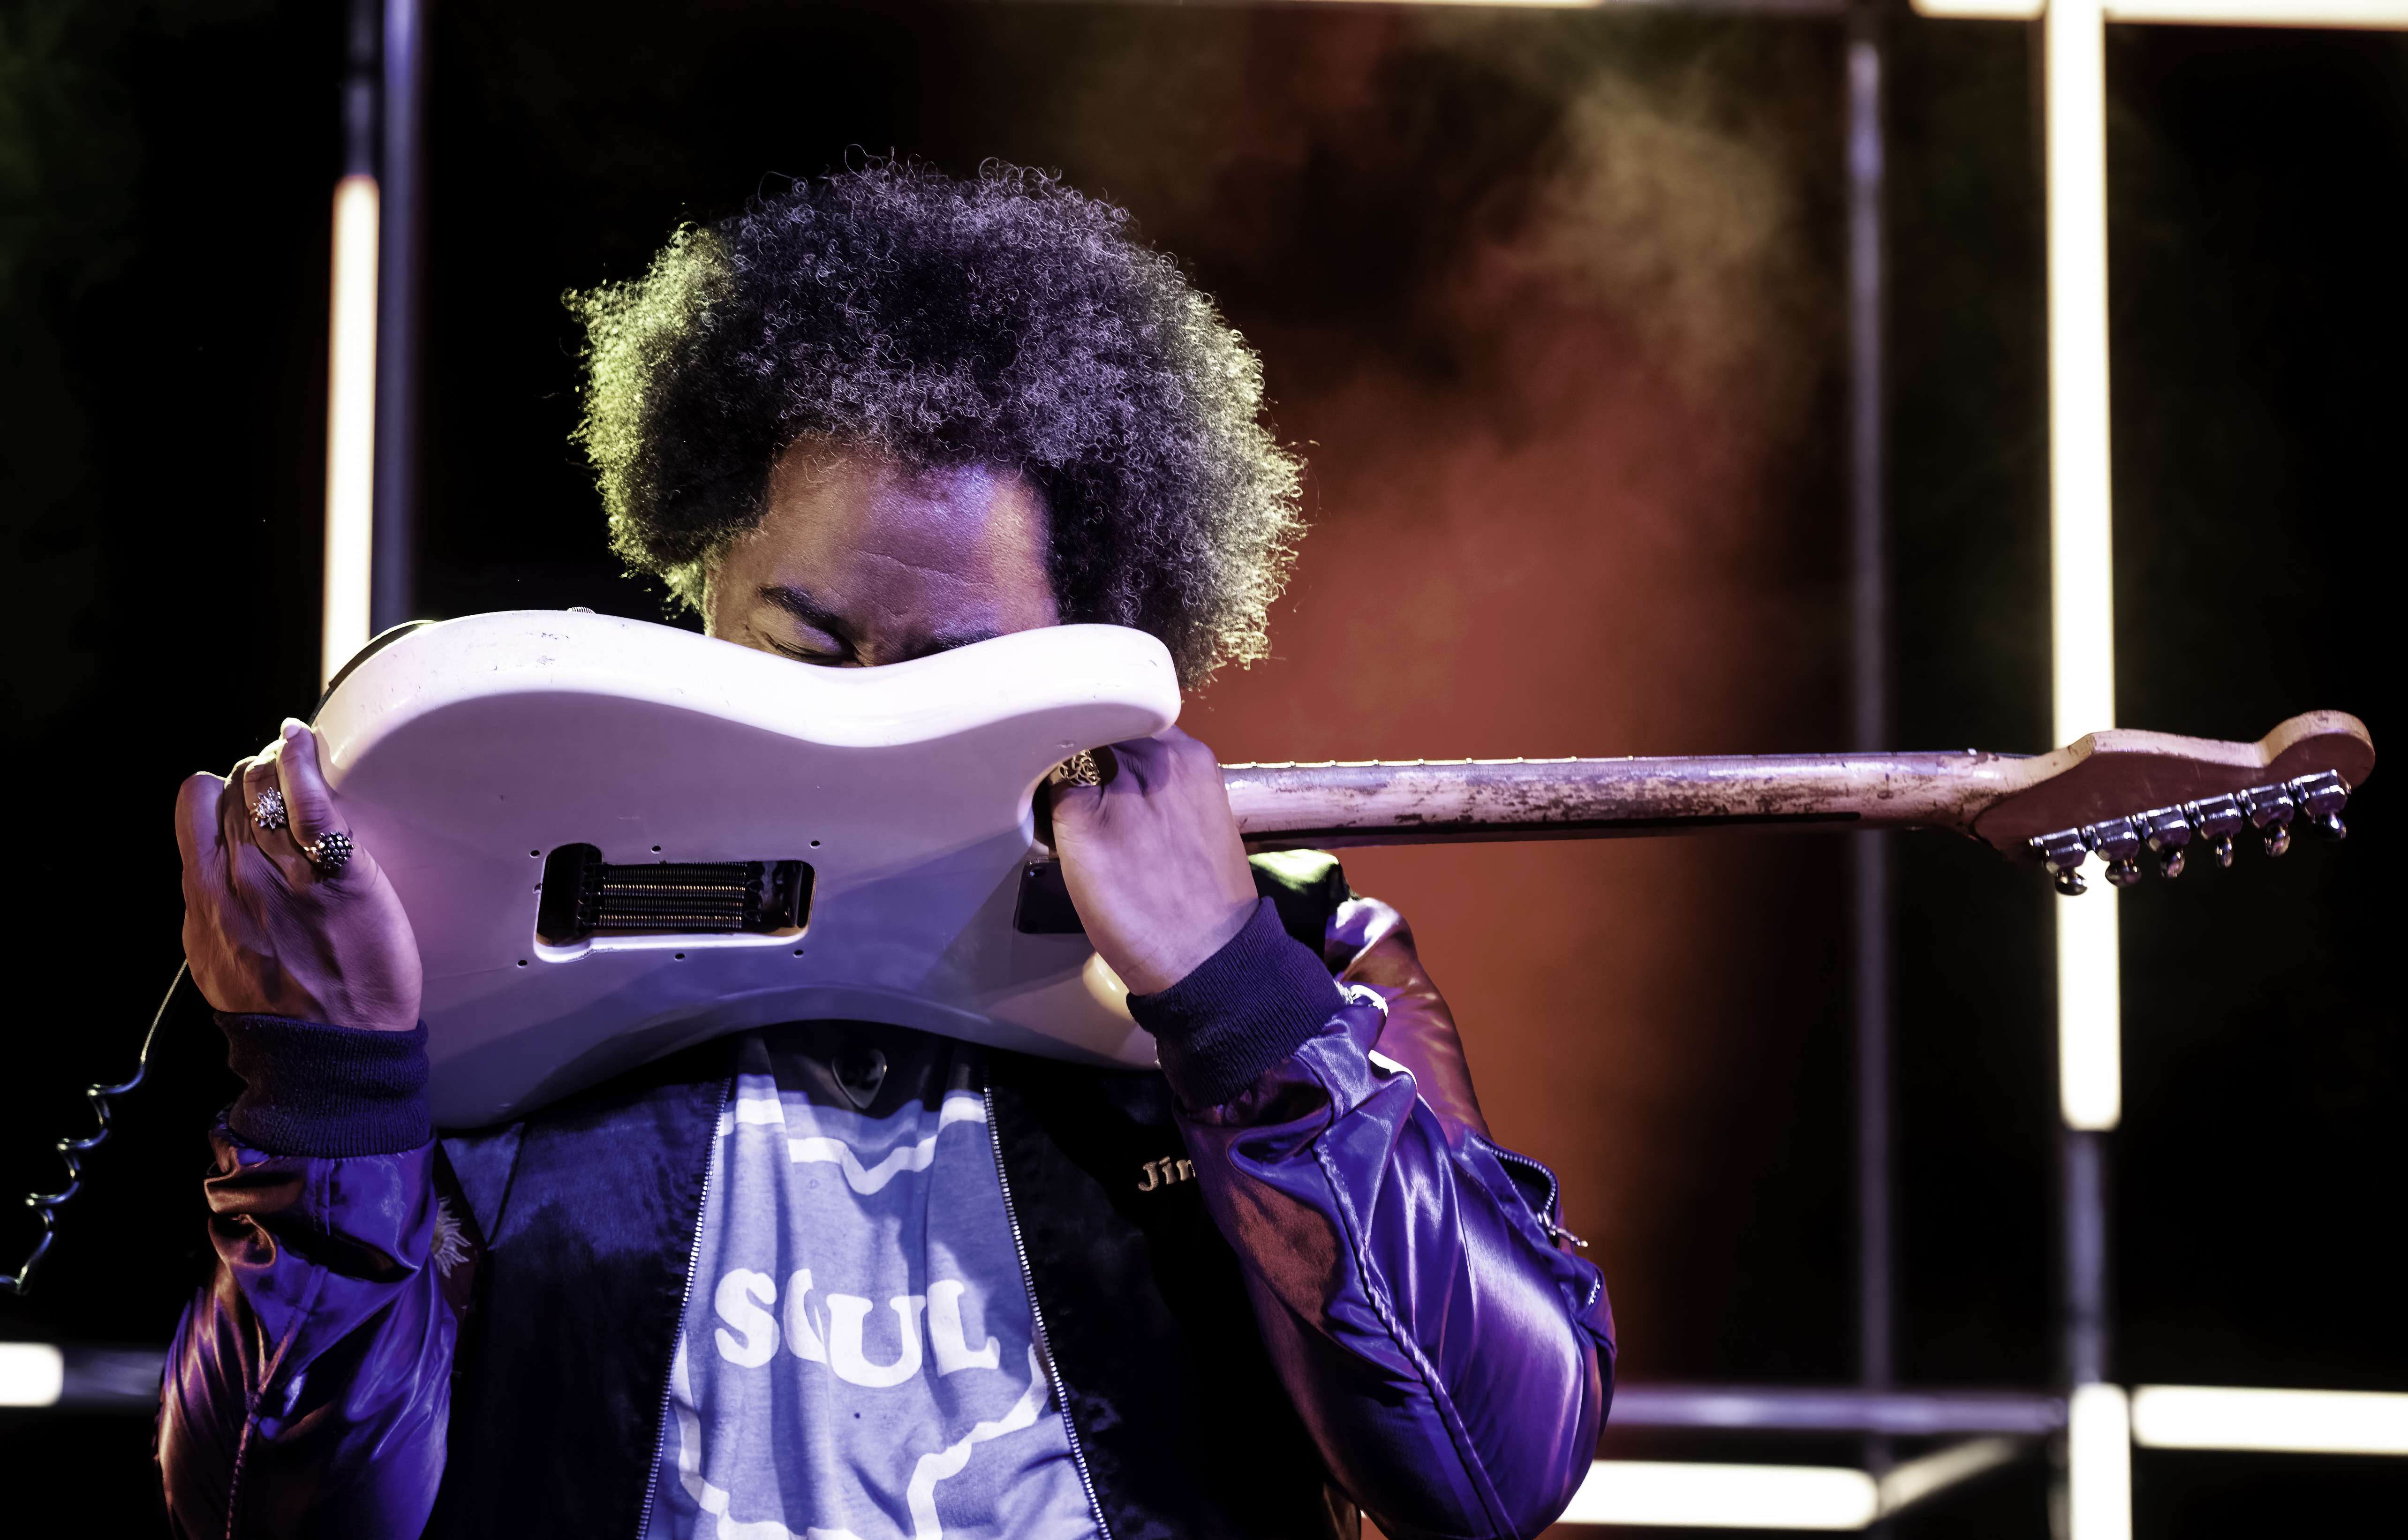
[1969,711,2375,895]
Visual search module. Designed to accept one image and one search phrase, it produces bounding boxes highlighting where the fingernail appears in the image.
[281,718,306,740]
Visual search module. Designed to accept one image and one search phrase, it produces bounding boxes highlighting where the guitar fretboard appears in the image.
[1218,752,2020,850]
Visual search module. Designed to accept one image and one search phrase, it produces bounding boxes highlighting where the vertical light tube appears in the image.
[2068,1384,2134,1540]
[2046,6,2131,1537]
[2057,890,2121,1128]
[2046,0,2121,1139]
[322,175,380,686]
[372,0,425,635]
[1845,19,1895,1469]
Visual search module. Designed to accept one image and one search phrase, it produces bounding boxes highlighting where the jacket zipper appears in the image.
[1492,1146,1588,1249]
[985,1080,1114,1540]
[634,1072,733,1540]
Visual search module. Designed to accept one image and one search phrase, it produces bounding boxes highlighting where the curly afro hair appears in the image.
[566,161,1305,686]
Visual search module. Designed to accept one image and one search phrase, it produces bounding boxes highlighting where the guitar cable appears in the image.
[0,626,434,1295]
[1,962,192,1294]
[2,627,440,1295]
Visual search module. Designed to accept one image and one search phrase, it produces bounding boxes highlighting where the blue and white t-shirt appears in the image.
[643,1024,1100,1540]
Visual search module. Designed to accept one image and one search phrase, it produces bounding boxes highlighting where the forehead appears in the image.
[725,442,1057,634]
[763,452,1021,557]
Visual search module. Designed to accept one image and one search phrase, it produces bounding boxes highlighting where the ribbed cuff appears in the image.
[216,1013,433,1157]
[1129,898,1346,1108]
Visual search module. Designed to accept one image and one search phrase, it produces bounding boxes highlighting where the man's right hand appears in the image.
[176,719,422,1032]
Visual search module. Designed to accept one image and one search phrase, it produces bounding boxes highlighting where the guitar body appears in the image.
[316,612,1179,1127]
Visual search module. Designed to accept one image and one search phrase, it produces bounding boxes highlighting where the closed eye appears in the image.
[756,586,857,664]
[764,630,853,665]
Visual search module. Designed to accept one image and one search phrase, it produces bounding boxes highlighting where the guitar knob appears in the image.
[2083,817,2143,892]
[2187,794,2245,870]
[2030,829,2090,896]
[2289,770,2351,843]
[2083,817,2144,889]
[2240,784,2297,858]
[2138,805,2192,880]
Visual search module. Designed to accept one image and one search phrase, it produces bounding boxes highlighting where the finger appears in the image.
[239,747,282,818]
[1043,767,1110,849]
[1030,774,1058,848]
[177,771,229,870]
[1099,734,1177,795]
[273,720,340,845]
[239,747,317,877]
[220,754,272,853]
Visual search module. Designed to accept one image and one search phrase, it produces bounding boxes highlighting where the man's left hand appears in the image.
[1046,726,1257,997]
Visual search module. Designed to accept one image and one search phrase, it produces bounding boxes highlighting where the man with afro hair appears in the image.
[165,162,1613,1540]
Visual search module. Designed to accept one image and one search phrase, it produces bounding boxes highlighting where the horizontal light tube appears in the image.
[1916,0,2408,22]
[2133,1385,2408,1455]
[1558,1460,1880,1530]
[1608,1384,2067,1435]
[0,1343,64,1408]
[2109,0,2408,21]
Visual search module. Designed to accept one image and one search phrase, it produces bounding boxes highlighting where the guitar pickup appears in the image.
[536,845,812,944]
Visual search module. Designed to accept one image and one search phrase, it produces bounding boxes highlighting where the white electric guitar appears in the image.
[314,611,2375,1127]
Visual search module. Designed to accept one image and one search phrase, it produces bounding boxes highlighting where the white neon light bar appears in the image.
[1916,0,2408,21]
[2057,890,2121,1128]
[323,173,380,686]
[2047,0,2114,757]
[2043,0,2125,1137]
[2068,1384,2134,1540]
[2134,1385,2408,1455]
[1557,1460,1880,1530]
[2110,0,2408,21]
[0,1343,63,1408]
[1308,0,1607,7]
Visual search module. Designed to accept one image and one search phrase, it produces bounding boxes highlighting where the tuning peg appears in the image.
[2030,828,2089,895]
[2085,816,2144,887]
[2138,805,2192,879]
[2188,793,2244,868]
[2240,783,2297,858]
[2289,769,2351,842]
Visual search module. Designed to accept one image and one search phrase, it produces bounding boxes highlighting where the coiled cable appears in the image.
[0,962,189,1294]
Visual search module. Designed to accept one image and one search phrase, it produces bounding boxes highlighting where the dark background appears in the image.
[0,2,2398,1534]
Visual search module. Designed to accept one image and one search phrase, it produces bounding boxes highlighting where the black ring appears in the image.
[301,830,355,876]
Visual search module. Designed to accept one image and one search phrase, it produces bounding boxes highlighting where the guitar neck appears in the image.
[1221,751,2021,852]
[1219,712,2375,862]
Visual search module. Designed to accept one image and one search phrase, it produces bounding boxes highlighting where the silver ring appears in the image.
[299,830,354,876]
[251,787,288,830]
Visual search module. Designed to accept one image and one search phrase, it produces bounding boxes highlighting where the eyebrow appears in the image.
[756,584,1007,662]
[759,585,854,642]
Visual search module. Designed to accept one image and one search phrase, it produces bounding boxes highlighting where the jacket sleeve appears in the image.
[1130,897,1615,1540]
[157,1015,459,1540]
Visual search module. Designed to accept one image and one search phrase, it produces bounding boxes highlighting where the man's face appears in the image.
[703,440,1059,665]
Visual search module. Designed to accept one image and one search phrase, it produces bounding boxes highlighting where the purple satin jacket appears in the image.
[158,861,1614,1540]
